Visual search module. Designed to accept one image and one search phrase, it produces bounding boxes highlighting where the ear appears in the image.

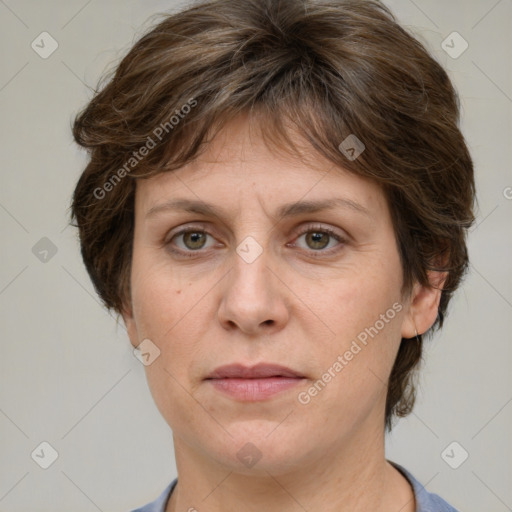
[121,302,140,349]
[401,269,448,339]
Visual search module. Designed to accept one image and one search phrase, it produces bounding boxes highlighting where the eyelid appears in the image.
[294,223,347,240]
[164,222,348,256]
[164,222,212,242]
[163,223,219,255]
[289,223,348,253]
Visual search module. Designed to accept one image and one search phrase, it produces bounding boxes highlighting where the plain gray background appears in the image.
[1,0,511,510]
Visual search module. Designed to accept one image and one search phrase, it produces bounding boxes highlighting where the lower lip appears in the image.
[207,377,304,401]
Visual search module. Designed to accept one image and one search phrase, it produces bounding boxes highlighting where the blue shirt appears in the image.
[130,461,458,512]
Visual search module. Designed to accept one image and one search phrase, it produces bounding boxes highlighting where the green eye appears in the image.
[170,229,215,253]
[181,231,208,250]
[294,226,345,253]
[304,231,331,250]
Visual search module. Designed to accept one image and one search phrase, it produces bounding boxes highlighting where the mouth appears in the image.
[205,363,305,401]
[205,362,304,380]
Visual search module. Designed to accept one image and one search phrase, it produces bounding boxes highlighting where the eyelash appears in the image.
[292,225,346,257]
[165,224,347,258]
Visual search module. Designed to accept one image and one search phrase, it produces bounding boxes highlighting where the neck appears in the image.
[165,418,414,512]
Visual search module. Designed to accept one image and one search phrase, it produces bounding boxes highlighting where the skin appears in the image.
[122,113,445,512]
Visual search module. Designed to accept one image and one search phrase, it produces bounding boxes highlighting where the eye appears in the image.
[168,228,217,253]
[292,225,346,253]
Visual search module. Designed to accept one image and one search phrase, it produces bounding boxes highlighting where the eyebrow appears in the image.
[145,197,372,220]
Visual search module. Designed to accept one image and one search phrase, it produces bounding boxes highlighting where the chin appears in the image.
[204,426,312,477]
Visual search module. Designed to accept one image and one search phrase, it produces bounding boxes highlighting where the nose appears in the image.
[217,248,290,336]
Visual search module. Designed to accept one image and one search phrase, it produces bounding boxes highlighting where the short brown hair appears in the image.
[70,0,476,430]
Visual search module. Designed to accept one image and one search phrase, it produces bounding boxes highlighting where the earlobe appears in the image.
[401,270,447,339]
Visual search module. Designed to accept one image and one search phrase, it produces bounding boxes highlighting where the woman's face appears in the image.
[123,115,425,475]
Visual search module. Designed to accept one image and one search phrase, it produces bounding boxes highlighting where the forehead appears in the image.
[135,114,388,220]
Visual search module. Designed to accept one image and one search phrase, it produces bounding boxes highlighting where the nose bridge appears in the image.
[228,206,273,295]
[233,244,269,295]
[230,239,272,308]
[218,235,287,334]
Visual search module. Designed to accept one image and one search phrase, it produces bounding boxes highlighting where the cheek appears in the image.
[317,261,402,346]
[129,254,215,406]
[130,252,196,337]
[304,258,404,414]
[133,274,210,372]
[134,275,205,433]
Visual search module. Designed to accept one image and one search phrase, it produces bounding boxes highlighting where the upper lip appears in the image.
[206,363,304,379]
